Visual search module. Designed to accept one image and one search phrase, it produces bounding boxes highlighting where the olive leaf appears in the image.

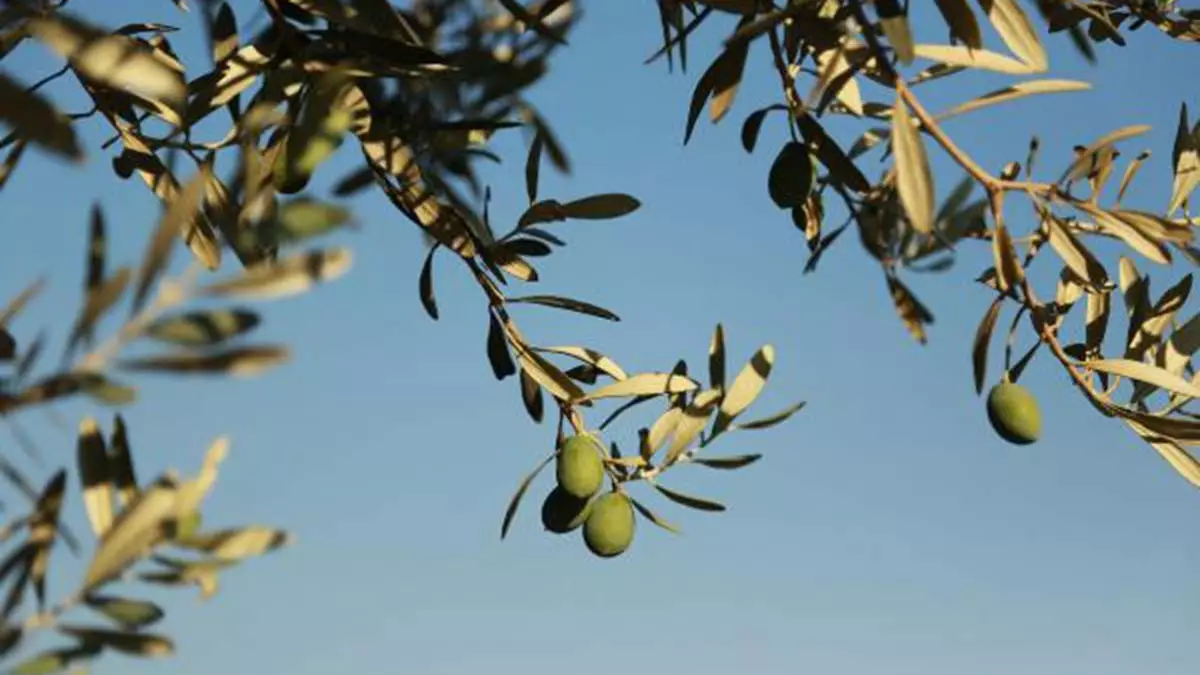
[500,453,556,540]
[892,94,935,235]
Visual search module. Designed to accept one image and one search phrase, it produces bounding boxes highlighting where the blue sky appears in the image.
[1,2,1198,674]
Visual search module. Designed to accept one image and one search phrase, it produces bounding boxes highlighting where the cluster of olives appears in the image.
[539,434,636,558]
[986,380,1042,445]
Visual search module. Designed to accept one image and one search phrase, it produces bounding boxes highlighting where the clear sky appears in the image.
[1,2,1198,675]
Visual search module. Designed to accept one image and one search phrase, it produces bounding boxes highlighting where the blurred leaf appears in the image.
[176,526,290,560]
[85,595,165,630]
[29,469,68,608]
[887,274,935,344]
[200,248,352,300]
[271,198,353,244]
[84,477,179,591]
[77,417,114,538]
[142,309,261,347]
[0,72,82,161]
[117,345,289,377]
[709,323,726,391]
[652,483,726,512]
[25,12,187,115]
[9,646,99,675]
[0,327,14,362]
[64,266,132,362]
[108,414,139,507]
[497,0,567,44]
[500,453,555,540]
[0,277,46,328]
[58,626,173,658]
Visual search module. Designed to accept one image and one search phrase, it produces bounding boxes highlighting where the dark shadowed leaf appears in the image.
[507,295,620,321]
[630,496,681,534]
[487,312,517,380]
[973,296,1005,395]
[653,483,726,512]
[418,244,439,320]
[690,454,762,470]
[500,453,555,540]
[519,368,544,423]
[58,626,173,658]
[561,194,641,220]
[131,171,208,315]
[709,323,726,390]
[525,130,544,204]
[730,400,806,430]
[108,414,139,507]
[77,417,114,538]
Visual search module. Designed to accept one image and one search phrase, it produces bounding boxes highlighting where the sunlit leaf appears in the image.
[580,372,700,402]
[117,345,289,377]
[84,477,179,591]
[892,94,935,235]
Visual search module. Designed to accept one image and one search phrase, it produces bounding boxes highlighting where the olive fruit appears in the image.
[582,492,635,559]
[986,381,1042,445]
[540,486,591,534]
[555,434,605,499]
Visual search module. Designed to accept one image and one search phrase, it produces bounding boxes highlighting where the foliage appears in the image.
[0,0,1197,671]
[658,0,1200,488]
